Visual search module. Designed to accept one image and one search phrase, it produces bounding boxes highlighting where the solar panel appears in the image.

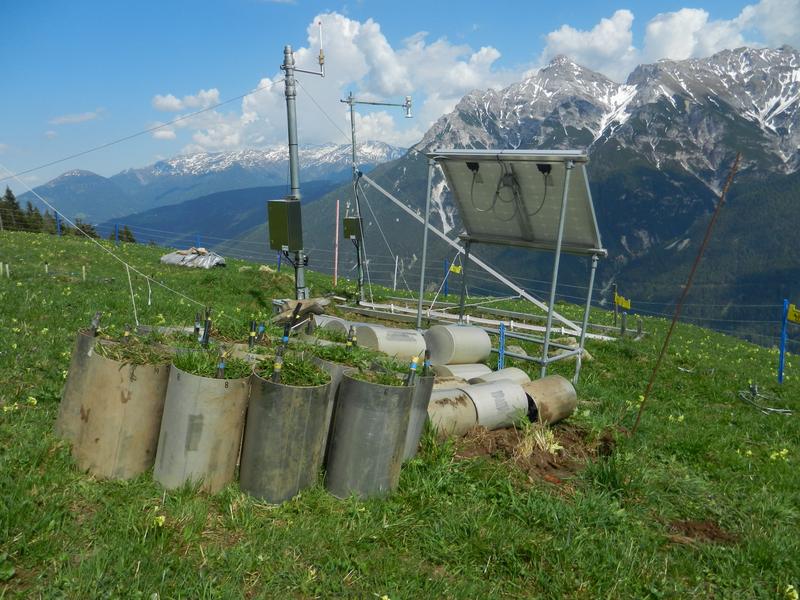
[431,149,605,256]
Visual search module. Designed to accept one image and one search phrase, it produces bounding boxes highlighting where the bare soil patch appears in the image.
[667,520,738,545]
[454,423,616,484]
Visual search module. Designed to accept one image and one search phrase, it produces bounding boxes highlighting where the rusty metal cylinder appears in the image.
[238,373,331,504]
[522,375,577,424]
[403,375,435,461]
[72,353,170,479]
[153,366,250,493]
[54,329,97,443]
[325,373,414,499]
[427,387,478,437]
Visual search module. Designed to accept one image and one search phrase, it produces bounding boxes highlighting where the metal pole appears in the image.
[443,258,449,297]
[195,233,201,248]
[333,199,339,286]
[283,44,307,299]
[779,299,789,384]
[620,312,628,336]
[416,158,435,329]
[540,160,573,378]
[458,240,471,323]
[613,283,618,326]
[393,255,398,291]
[573,254,598,384]
[498,322,506,369]
[347,94,365,304]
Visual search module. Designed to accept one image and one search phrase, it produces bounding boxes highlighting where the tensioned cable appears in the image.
[0,162,230,322]
[358,179,413,294]
[0,80,278,183]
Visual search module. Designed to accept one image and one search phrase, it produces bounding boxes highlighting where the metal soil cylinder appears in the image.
[432,363,492,381]
[313,314,350,336]
[153,366,250,493]
[72,353,170,479]
[424,324,491,365]
[311,356,351,458]
[469,367,531,386]
[522,375,578,425]
[325,373,414,499]
[54,329,96,443]
[468,380,529,430]
[239,373,331,504]
[356,325,426,361]
[403,375,435,461]
[427,387,478,437]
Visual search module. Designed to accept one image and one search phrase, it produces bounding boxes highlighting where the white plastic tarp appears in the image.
[160,247,226,269]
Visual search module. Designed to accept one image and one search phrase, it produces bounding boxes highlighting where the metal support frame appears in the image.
[416,158,435,329]
[574,253,599,383]
[540,160,573,378]
[342,91,411,305]
[458,239,471,323]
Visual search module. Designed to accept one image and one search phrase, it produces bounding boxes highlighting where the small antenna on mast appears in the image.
[404,96,413,118]
[318,21,325,76]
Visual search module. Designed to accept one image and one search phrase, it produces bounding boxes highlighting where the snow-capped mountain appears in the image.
[122,141,404,179]
[21,141,405,223]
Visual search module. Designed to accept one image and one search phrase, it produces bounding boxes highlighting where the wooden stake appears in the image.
[333,199,340,286]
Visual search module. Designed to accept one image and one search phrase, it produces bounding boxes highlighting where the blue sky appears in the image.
[1,0,797,189]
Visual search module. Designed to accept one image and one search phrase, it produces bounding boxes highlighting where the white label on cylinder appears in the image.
[492,390,509,414]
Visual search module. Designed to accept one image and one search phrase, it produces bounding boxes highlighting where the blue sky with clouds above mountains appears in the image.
[1,0,798,186]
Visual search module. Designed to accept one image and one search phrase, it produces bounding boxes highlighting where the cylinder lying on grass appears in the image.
[469,380,529,430]
[432,363,492,381]
[325,373,414,499]
[72,347,170,479]
[54,329,97,443]
[522,375,577,425]
[153,366,249,493]
[355,325,425,362]
[427,386,478,437]
[424,324,491,366]
[313,314,350,336]
[402,375,435,461]
[238,372,331,504]
[469,367,531,386]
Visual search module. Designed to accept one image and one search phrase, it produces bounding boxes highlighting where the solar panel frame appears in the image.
[429,148,606,256]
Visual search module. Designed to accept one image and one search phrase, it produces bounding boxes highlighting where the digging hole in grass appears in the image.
[454,422,617,485]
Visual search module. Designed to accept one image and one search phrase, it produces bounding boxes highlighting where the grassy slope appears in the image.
[0,231,798,598]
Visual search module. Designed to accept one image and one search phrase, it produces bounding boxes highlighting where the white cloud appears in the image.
[149,3,799,154]
[0,142,8,154]
[643,8,748,62]
[152,89,220,112]
[152,128,176,140]
[540,10,639,81]
[151,12,513,153]
[737,0,800,47]
[49,109,104,125]
[44,130,58,139]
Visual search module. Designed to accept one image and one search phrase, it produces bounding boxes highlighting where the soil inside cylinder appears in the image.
[54,329,97,444]
[325,373,414,499]
[238,372,331,504]
[72,349,170,480]
[153,365,250,493]
[403,375,435,461]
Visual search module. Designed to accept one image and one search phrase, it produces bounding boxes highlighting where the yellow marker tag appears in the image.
[789,303,800,324]
[449,264,462,274]
[614,292,631,310]
[249,331,256,337]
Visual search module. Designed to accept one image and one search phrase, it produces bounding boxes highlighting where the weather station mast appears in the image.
[267,23,325,300]
[340,91,412,304]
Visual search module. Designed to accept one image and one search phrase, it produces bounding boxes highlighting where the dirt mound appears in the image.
[454,423,616,485]
[667,520,738,545]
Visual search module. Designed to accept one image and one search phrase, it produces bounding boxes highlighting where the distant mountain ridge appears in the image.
[20,141,405,223]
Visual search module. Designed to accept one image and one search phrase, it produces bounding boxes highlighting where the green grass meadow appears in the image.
[0,231,798,598]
